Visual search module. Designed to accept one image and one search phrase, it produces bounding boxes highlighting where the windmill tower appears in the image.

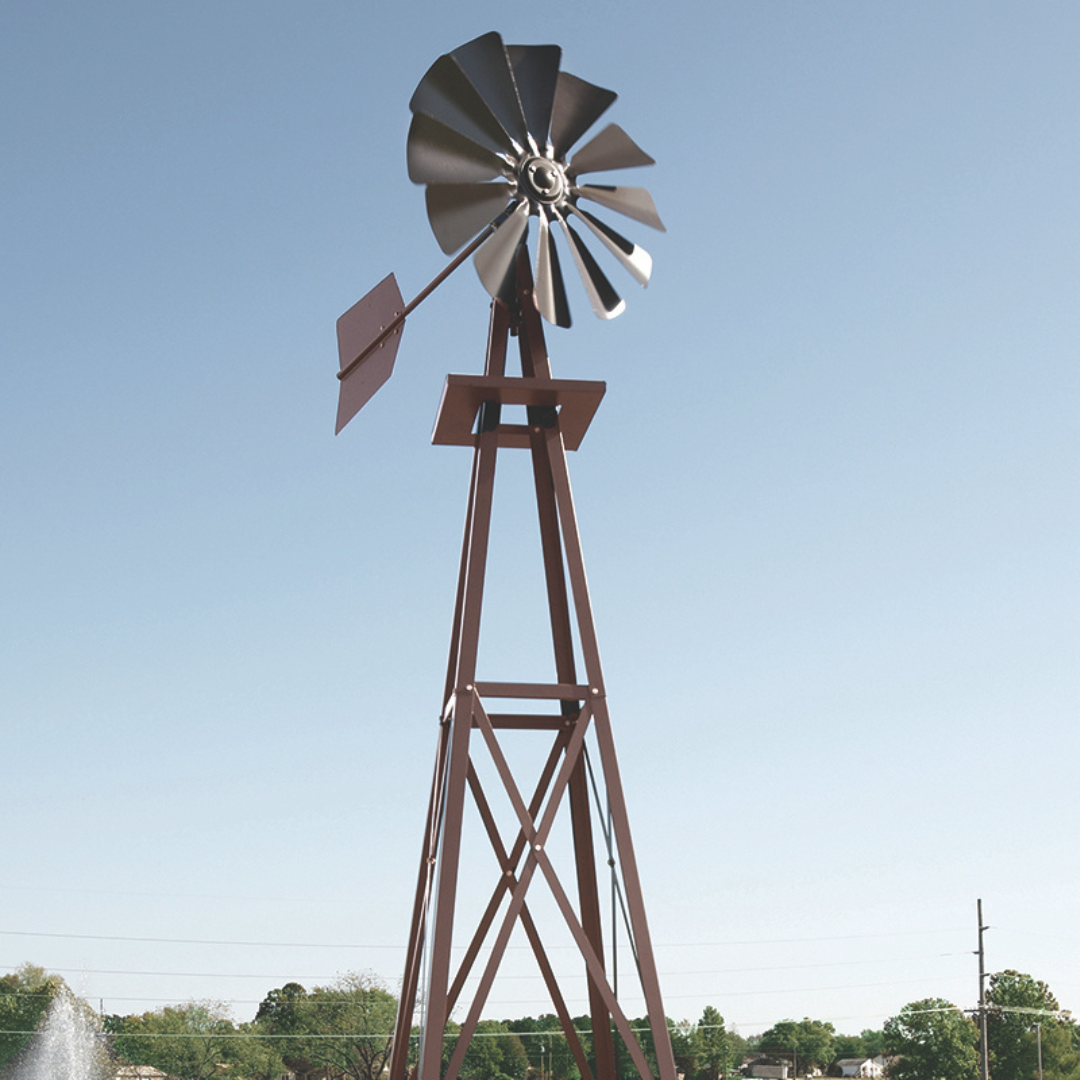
[335,34,674,1080]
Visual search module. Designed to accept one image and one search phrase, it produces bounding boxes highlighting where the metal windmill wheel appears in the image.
[407,31,665,326]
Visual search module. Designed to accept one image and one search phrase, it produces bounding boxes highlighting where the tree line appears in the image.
[1,962,1078,1080]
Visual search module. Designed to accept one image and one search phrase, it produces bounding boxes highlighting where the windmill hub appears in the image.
[520,156,567,204]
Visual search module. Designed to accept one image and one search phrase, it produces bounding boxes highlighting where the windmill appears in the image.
[335,33,674,1080]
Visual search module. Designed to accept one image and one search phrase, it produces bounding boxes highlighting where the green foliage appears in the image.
[104,1001,250,1080]
[986,970,1080,1080]
[0,964,64,1069]
[757,1017,836,1071]
[505,1013,587,1080]
[883,998,978,1080]
[254,972,397,1080]
[832,1028,885,1062]
[458,1020,529,1080]
[689,1006,732,1080]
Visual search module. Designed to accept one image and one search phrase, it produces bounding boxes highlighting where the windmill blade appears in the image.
[555,212,625,320]
[549,72,617,161]
[567,123,655,177]
[410,53,515,157]
[408,114,508,185]
[426,182,514,254]
[535,209,571,327]
[474,200,531,301]
[576,184,666,231]
[335,273,405,433]
[565,204,652,287]
[448,32,530,153]
[506,44,561,152]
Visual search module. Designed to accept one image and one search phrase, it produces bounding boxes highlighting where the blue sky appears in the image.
[2,0,1078,1036]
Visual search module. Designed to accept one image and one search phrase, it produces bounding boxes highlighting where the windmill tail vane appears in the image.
[335,31,663,435]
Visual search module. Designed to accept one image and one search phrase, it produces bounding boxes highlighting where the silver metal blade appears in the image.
[474,200,530,301]
[535,210,571,327]
[407,113,508,185]
[567,123,655,177]
[410,53,515,157]
[449,32,529,153]
[426,182,514,254]
[506,44,561,151]
[555,213,625,320]
[575,184,666,231]
[566,204,652,287]
[335,273,405,433]
[549,71,617,160]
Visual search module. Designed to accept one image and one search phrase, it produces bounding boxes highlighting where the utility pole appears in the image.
[977,898,990,1080]
[1035,1022,1044,1080]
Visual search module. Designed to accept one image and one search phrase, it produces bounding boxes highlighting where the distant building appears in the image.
[114,1067,170,1080]
[747,1066,790,1080]
[835,1059,884,1079]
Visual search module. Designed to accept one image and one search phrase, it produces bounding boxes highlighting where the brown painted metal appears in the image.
[431,375,605,450]
[390,249,675,1080]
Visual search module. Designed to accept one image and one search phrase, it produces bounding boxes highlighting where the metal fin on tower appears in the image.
[556,212,625,319]
[576,184,666,231]
[535,209,571,327]
[566,204,652,286]
[505,44,562,151]
[407,113,508,185]
[567,123,656,176]
[447,32,531,153]
[549,71,618,161]
[409,53,515,157]
[474,199,531,301]
[426,182,515,254]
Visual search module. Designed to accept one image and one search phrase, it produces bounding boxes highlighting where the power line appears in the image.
[0,929,397,950]
[0,926,969,951]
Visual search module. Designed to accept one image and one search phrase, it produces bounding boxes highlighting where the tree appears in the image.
[0,964,63,1069]
[986,970,1080,1080]
[832,1028,884,1063]
[254,981,313,1074]
[255,972,397,1080]
[691,1006,731,1080]
[506,1013,585,1080]
[757,1018,836,1073]
[452,1019,528,1080]
[105,1001,246,1080]
[860,1029,885,1058]
[883,998,978,1080]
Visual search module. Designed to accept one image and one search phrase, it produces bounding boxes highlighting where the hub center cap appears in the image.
[520,156,566,205]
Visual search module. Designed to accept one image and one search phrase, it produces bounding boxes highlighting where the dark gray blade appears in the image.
[407,113,508,185]
[567,123,655,177]
[474,200,531,301]
[410,53,515,157]
[555,212,625,320]
[449,32,530,153]
[576,184,666,231]
[549,71,617,161]
[506,44,561,151]
[566,204,652,286]
[426,183,514,254]
[535,210,571,327]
